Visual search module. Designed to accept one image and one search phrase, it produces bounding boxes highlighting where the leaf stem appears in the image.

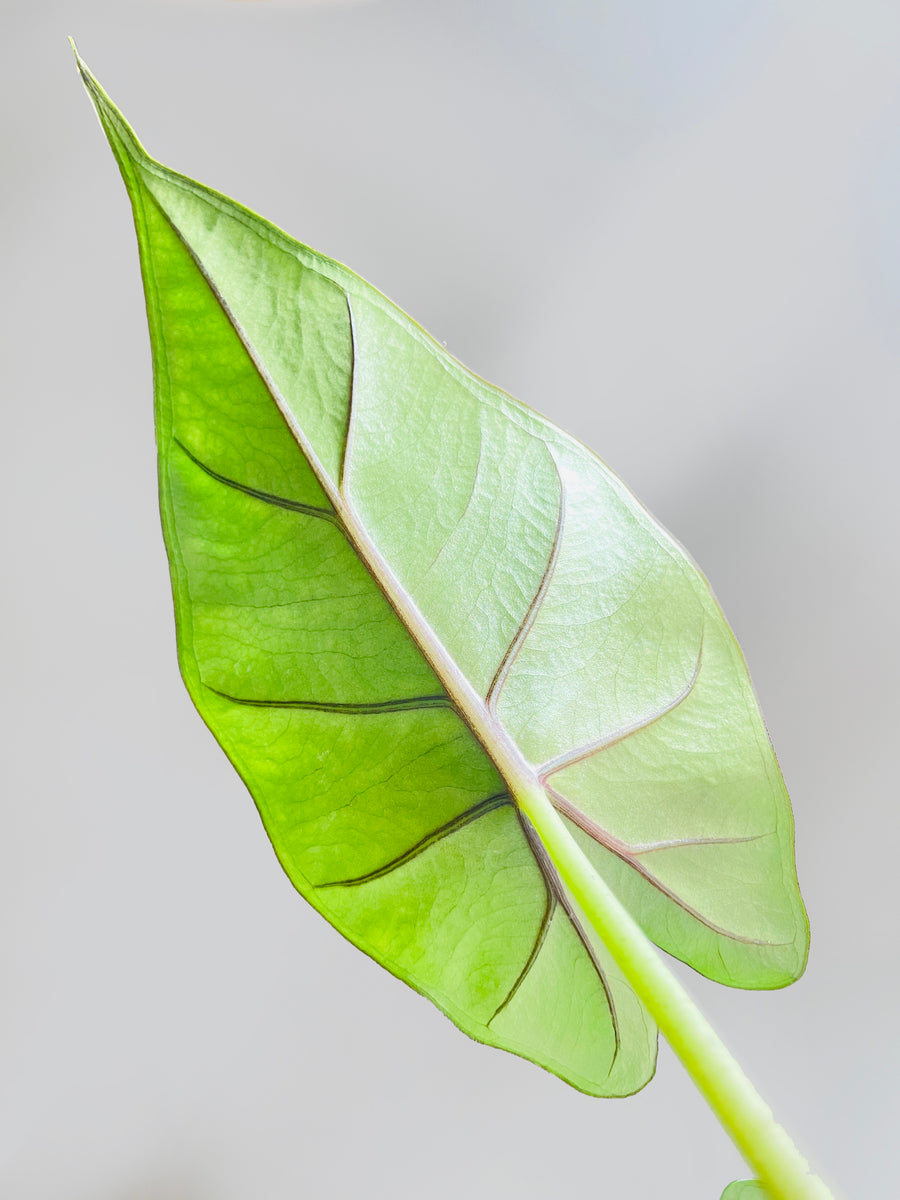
[514,780,833,1200]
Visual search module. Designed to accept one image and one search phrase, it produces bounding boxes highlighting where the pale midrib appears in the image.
[157,214,702,938]
[155,205,738,963]
[151,193,559,859]
[151,197,777,1081]
[333,300,553,815]
[156,237,553,824]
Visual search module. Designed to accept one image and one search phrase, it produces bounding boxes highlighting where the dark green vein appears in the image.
[208,686,451,714]
[317,792,511,888]
[175,437,341,525]
[517,812,621,1072]
[489,816,556,1024]
[338,292,356,496]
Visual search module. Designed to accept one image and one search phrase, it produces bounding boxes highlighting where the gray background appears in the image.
[4,2,898,1197]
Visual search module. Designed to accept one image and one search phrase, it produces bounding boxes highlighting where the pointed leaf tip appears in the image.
[70,39,98,97]
[73,50,147,168]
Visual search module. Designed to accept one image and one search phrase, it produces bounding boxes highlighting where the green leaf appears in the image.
[721,1182,770,1199]
[78,53,808,1098]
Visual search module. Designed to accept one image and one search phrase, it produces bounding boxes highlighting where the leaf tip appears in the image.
[72,47,148,169]
[70,38,98,97]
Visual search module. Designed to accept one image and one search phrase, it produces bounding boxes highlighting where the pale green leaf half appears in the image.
[78,54,808,1098]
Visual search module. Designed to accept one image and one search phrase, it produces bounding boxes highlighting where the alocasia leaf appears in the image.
[78,55,808,1100]
[722,1182,770,1199]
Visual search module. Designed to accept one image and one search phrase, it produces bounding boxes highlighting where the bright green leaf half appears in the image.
[79,54,808,1098]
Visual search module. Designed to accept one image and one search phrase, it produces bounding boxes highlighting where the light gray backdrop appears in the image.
[4,2,898,1197]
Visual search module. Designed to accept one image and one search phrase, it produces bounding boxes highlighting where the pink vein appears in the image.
[547,787,783,947]
[486,451,566,715]
[538,638,704,780]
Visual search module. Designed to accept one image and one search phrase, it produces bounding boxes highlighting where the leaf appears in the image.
[721,1182,770,1199]
[78,54,808,1098]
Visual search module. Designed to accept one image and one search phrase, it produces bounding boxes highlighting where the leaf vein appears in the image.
[316,792,511,888]
[174,438,340,523]
[517,812,621,1073]
[486,448,566,714]
[548,787,788,947]
[488,814,557,1024]
[207,688,451,714]
[538,635,704,778]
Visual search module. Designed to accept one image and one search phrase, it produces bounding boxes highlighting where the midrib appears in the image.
[161,220,549,820]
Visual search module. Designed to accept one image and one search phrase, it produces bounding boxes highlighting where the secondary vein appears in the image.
[486,449,566,715]
[208,688,451,714]
[175,437,340,524]
[317,792,511,888]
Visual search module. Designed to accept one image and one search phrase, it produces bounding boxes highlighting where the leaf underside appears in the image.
[80,56,808,1098]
